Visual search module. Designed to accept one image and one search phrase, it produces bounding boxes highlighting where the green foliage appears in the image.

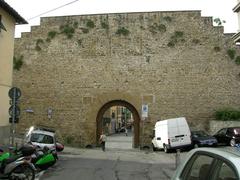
[86,19,95,29]
[116,27,130,36]
[46,38,51,42]
[73,21,78,28]
[167,41,175,47]
[149,23,166,34]
[174,31,184,38]
[101,22,109,29]
[47,31,57,40]
[59,24,75,39]
[214,18,226,26]
[35,39,44,51]
[13,55,23,71]
[235,56,240,65]
[227,49,236,60]
[163,16,172,22]
[36,39,44,44]
[215,108,240,121]
[35,46,41,51]
[167,31,184,48]
[213,46,221,52]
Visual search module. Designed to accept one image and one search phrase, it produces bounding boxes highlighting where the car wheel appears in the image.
[152,144,157,151]
[164,145,169,153]
[194,144,199,148]
[230,139,236,147]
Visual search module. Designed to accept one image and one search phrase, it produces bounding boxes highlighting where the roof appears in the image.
[233,2,240,13]
[0,0,27,24]
[193,147,240,158]
[32,130,55,136]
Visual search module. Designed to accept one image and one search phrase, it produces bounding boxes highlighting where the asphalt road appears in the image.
[40,150,180,180]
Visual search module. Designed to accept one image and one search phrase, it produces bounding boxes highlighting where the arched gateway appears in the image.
[13,11,240,147]
[96,100,140,148]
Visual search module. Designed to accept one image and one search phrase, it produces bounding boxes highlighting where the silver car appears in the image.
[172,147,240,180]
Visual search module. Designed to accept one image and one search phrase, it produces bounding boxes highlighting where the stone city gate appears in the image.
[13,10,240,147]
[96,100,140,148]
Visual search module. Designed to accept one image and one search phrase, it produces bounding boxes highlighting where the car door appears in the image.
[179,153,216,180]
[214,128,227,144]
[213,159,239,180]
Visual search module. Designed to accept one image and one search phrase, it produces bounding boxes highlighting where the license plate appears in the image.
[171,138,180,142]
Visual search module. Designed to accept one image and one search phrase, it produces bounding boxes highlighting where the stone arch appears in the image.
[96,100,140,148]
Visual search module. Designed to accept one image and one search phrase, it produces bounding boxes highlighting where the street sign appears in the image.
[9,105,20,117]
[8,87,21,99]
[9,117,19,123]
[142,104,148,118]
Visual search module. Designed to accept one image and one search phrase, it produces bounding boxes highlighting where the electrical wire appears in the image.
[27,0,79,21]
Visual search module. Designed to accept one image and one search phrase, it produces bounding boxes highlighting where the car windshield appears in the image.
[30,133,54,144]
[192,131,208,137]
[233,128,240,135]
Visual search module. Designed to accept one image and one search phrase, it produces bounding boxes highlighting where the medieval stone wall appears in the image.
[13,11,240,147]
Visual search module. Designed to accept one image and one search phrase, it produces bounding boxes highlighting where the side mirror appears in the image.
[56,142,64,152]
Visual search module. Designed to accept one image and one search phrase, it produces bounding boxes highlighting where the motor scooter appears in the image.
[0,145,36,180]
[31,146,58,171]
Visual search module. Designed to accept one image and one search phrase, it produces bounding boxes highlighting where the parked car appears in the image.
[152,117,192,153]
[191,130,218,148]
[24,126,64,152]
[213,127,240,146]
[172,147,240,180]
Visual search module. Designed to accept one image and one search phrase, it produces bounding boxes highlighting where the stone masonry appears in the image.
[13,11,240,147]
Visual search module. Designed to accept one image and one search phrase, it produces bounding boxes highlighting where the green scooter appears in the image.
[31,146,58,171]
[0,145,36,180]
[0,144,58,179]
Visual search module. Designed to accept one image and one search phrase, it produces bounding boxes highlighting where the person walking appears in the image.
[125,127,128,136]
[99,131,107,151]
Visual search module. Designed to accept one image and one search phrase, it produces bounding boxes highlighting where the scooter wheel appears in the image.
[9,164,35,180]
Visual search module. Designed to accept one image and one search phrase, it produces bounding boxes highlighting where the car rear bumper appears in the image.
[166,144,192,150]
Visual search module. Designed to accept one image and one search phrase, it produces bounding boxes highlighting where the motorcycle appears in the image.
[0,144,36,180]
[0,144,58,179]
[31,146,58,171]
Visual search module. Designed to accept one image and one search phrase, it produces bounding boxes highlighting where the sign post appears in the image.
[141,104,148,120]
[8,87,21,146]
[141,104,148,149]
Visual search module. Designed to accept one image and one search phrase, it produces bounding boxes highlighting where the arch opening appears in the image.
[96,100,140,148]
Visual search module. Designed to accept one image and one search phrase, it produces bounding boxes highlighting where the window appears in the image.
[215,162,238,180]
[30,133,54,144]
[218,128,227,135]
[181,154,214,180]
[233,128,240,135]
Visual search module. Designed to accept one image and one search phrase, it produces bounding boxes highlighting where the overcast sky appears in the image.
[5,0,239,37]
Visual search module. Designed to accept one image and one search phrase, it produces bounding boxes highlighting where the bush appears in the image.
[227,49,236,60]
[215,108,240,121]
[116,27,130,36]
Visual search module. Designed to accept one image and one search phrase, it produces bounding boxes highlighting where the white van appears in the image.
[152,117,192,153]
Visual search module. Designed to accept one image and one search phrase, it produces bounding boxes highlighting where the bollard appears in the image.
[175,149,181,169]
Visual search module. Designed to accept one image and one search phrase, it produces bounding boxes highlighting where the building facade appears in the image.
[13,11,240,147]
[233,0,240,42]
[0,1,27,144]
